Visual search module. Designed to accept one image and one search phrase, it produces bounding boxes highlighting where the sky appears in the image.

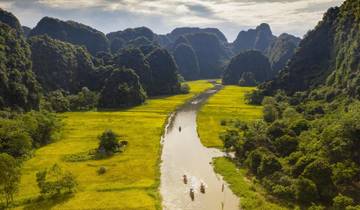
[0,0,345,42]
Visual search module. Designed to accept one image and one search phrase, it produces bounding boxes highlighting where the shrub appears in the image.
[0,119,32,158]
[97,166,107,175]
[98,130,121,154]
[263,104,278,123]
[245,90,264,105]
[36,164,77,197]
[180,83,190,94]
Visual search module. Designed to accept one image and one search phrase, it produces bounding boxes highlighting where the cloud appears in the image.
[0,0,345,41]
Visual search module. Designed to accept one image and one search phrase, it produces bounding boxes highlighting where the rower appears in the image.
[183,175,188,184]
[200,182,206,194]
[189,188,195,201]
[179,126,182,132]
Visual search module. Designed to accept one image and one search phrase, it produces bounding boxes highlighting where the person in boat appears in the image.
[200,182,206,194]
[179,126,181,132]
[183,175,188,184]
[189,188,195,201]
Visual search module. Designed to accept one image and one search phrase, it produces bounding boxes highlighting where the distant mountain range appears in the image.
[22,16,300,80]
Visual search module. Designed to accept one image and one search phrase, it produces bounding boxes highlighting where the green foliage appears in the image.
[97,130,121,154]
[45,90,70,112]
[0,111,61,157]
[220,91,360,207]
[0,153,20,207]
[295,177,319,205]
[29,17,109,55]
[173,43,200,80]
[0,118,32,158]
[36,164,77,197]
[0,8,22,34]
[180,83,190,94]
[146,48,181,95]
[98,68,146,108]
[68,87,99,111]
[107,27,155,53]
[332,194,354,210]
[113,48,152,93]
[223,50,271,85]
[264,0,360,99]
[245,90,265,105]
[0,22,41,111]
[265,33,301,74]
[29,35,96,93]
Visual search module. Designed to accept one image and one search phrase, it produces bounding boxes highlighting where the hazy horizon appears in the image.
[0,0,344,42]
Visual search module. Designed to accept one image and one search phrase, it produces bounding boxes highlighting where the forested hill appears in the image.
[263,0,360,97]
[231,0,360,208]
[29,17,110,55]
[0,9,41,111]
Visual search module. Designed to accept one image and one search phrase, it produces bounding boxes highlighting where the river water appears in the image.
[160,84,240,210]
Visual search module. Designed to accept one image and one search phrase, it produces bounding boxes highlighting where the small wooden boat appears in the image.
[183,175,188,184]
[190,188,195,201]
[200,183,205,194]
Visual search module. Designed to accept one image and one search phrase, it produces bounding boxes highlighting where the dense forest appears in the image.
[221,0,360,209]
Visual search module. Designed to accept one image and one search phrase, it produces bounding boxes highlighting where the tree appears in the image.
[263,104,278,123]
[36,164,77,197]
[302,159,336,202]
[45,90,70,113]
[295,177,319,204]
[0,153,20,207]
[98,130,120,154]
[0,119,32,158]
[274,135,298,157]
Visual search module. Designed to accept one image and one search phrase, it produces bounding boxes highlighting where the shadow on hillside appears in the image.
[23,193,74,210]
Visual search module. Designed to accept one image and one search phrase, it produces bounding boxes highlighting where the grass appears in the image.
[197,85,290,210]
[213,158,288,210]
[197,86,262,148]
[14,80,213,210]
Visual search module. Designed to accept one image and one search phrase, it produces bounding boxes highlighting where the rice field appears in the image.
[197,85,263,148]
[14,80,213,210]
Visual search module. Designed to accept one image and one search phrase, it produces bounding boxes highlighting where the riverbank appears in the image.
[160,83,239,210]
[197,85,289,209]
[14,81,212,210]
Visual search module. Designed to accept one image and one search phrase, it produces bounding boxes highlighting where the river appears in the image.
[160,83,240,210]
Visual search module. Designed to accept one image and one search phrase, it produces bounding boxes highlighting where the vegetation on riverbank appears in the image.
[197,85,262,147]
[197,85,289,209]
[13,80,212,209]
[214,158,288,210]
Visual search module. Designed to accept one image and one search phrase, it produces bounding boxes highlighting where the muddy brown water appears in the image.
[160,84,240,210]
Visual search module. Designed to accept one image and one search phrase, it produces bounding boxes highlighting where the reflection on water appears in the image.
[160,84,240,210]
